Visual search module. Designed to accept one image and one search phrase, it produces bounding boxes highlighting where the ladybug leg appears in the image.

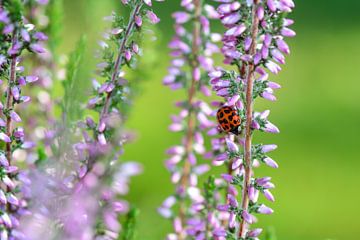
[230,128,239,135]
[217,125,223,134]
[231,126,242,135]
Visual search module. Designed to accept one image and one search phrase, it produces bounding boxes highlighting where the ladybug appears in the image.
[217,106,241,135]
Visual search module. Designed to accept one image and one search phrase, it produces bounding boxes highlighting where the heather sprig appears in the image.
[0,1,46,238]
[159,0,222,239]
[19,1,163,239]
[209,0,296,239]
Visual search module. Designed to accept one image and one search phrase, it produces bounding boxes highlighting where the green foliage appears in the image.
[264,227,277,240]
[3,0,23,22]
[46,0,64,61]
[61,35,87,126]
[121,207,140,240]
[34,147,48,167]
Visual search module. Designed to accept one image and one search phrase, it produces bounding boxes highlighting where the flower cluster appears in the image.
[208,0,296,239]
[18,1,163,239]
[72,1,163,237]
[159,0,226,239]
[0,1,47,239]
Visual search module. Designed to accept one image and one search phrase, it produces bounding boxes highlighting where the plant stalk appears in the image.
[5,31,18,163]
[178,0,202,238]
[238,0,260,238]
[100,3,142,121]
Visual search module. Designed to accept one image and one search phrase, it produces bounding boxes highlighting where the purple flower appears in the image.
[147,11,160,24]
[263,157,279,168]
[247,228,263,237]
[10,111,21,122]
[257,204,274,214]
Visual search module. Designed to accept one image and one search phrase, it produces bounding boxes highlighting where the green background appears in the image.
[60,0,360,239]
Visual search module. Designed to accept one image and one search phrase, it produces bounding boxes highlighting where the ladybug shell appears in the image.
[217,106,241,135]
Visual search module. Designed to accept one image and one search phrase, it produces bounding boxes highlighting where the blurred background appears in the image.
[59,0,360,239]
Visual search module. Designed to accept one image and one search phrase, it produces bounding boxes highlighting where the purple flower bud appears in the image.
[242,210,254,224]
[264,189,275,202]
[258,204,274,214]
[248,186,256,202]
[0,118,5,127]
[34,32,48,41]
[215,152,228,162]
[257,6,265,20]
[265,122,280,133]
[172,12,190,24]
[30,43,46,53]
[229,212,236,228]
[11,86,20,100]
[271,49,286,64]
[18,76,26,86]
[125,50,132,61]
[276,38,290,54]
[21,29,30,42]
[193,67,201,81]
[261,91,277,101]
[256,177,271,186]
[221,174,233,183]
[232,157,242,170]
[213,228,227,237]
[3,176,15,189]
[98,133,107,145]
[132,43,139,54]
[21,141,36,149]
[267,0,277,12]
[225,24,246,37]
[226,138,239,152]
[267,81,281,89]
[147,11,160,24]
[0,190,7,204]
[14,127,25,138]
[281,27,296,37]
[10,111,21,122]
[262,144,278,153]
[7,193,19,206]
[143,0,152,6]
[221,12,241,25]
[248,228,263,238]
[263,157,279,168]
[217,204,229,212]
[135,15,143,27]
[265,61,281,74]
[26,75,39,83]
[1,213,12,228]
[209,70,223,78]
[244,37,252,51]
[166,146,185,155]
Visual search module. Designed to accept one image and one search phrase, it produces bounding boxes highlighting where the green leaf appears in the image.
[46,0,64,61]
[120,207,140,240]
[265,227,278,240]
[61,35,87,126]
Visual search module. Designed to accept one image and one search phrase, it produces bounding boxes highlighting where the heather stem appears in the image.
[178,0,202,237]
[239,1,260,238]
[5,31,17,163]
[99,3,142,121]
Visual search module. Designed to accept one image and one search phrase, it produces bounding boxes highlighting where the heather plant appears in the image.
[19,0,163,239]
[208,0,296,239]
[0,0,47,238]
[0,0,299,239]
[159,0,222,239]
